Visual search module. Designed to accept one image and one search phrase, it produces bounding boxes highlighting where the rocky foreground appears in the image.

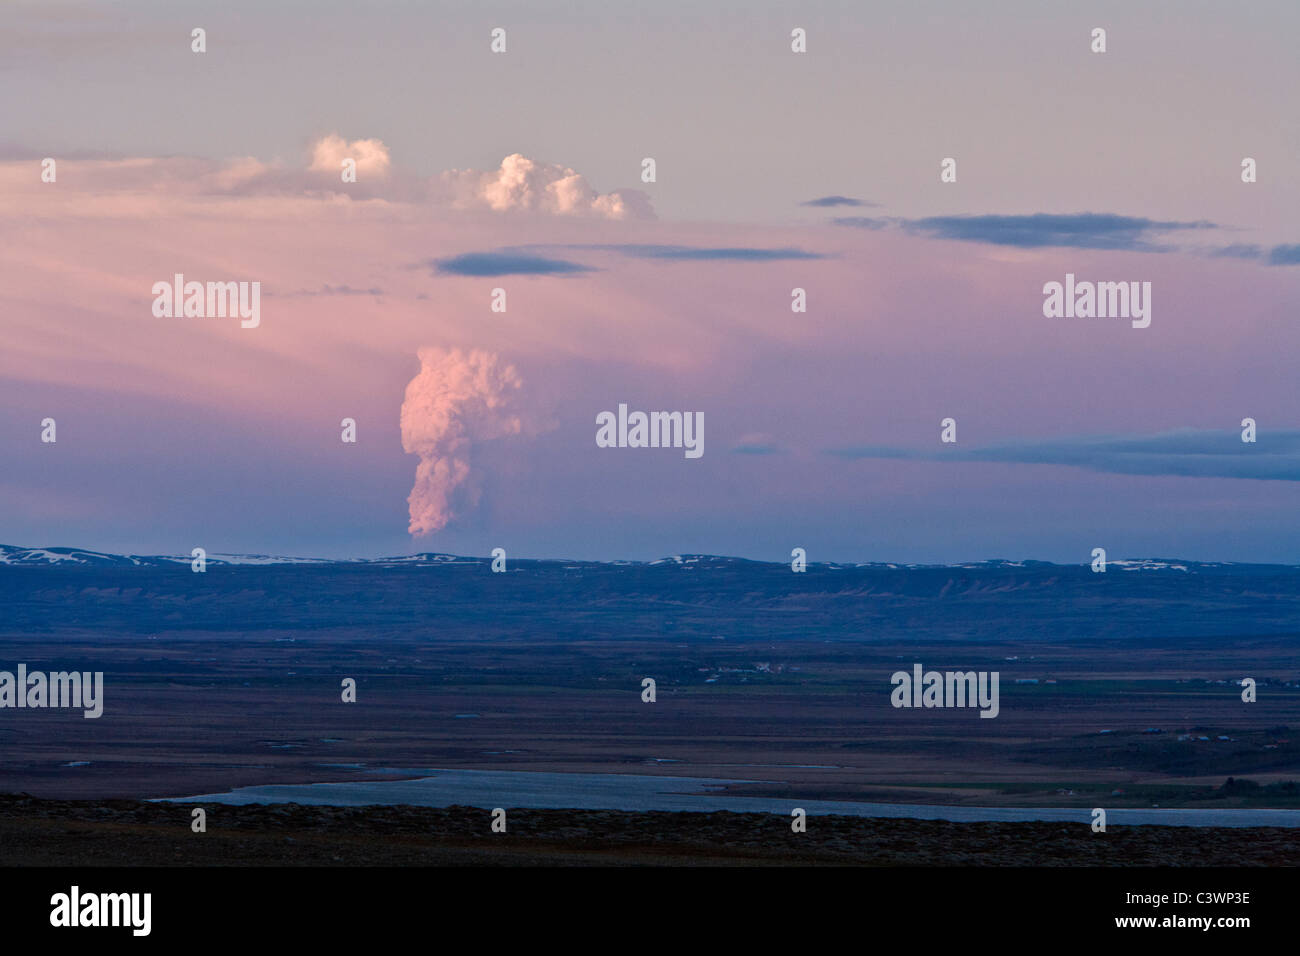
[1,793,1297,866]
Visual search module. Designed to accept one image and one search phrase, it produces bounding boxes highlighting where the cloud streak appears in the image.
[1267,244,1300,266]
[598,244,826,262]
[829,429,1300,481]
[431,252,594,276]
[0,140,651,218]
[430,243,826,275]
[729,433,783,455]
[802,195,877,208]
[834,212,1216,252]
[1207,243,1300,266]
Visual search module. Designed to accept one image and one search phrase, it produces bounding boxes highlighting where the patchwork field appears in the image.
[3,628,1297,807]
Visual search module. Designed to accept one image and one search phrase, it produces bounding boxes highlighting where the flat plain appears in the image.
[2,556,1298,869]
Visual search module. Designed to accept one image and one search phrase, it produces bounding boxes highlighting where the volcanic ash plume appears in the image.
[400,347,523,536]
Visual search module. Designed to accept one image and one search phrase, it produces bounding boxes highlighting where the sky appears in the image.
[1,0,1298,563]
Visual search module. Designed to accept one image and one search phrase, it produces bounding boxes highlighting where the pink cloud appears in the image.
[307,133,391,178]
[0,140,652,217]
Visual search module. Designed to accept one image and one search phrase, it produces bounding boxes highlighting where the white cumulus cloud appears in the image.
[438,153,653,219]
[308,133,392,178]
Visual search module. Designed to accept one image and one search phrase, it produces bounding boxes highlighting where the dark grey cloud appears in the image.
[907,213,1216,250]
[802,195,877,208]
[1267,244,1300,266]
[430,252,594,277]
[834,212,1216,252]
[432,244,825,277]
[828,429,1300,481]
[1213,243,1300,266]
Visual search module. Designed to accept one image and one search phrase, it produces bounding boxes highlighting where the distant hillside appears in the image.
[2,544,1292,573]
[2,544,1298,643]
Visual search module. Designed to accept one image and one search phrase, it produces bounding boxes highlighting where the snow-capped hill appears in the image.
[364,553,483,566]
[0,546,493,568]
[0,545,1293,574]
[0,546,149,567]
[0,546,338,568]
[1109,559,1191,572]
[649,554,760,568]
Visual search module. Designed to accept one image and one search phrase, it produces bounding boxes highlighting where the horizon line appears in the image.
[2,544,1296,571]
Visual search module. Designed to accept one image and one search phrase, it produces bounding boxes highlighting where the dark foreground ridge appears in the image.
[2,793,1296,866]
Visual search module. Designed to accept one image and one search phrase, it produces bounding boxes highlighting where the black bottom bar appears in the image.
[0,865,1276,943]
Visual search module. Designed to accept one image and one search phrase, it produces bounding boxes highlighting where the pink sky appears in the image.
[2,144,1297,562]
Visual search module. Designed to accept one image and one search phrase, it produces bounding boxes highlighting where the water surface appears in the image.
[158,768,1300,828]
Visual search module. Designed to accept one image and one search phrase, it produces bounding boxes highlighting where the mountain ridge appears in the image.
[1,544,1294,573]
